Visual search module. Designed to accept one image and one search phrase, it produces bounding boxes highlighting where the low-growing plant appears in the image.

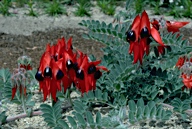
[97,0,116,16]
[14,0,27,7]
[73,0,91,16]
[45,0,66,16]
[27,0,38,17]
[0,0,11,16]
[74,1,91,17]
[143,0,192,18]
[0,1,192,129]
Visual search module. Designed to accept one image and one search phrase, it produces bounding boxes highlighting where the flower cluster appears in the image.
[126,10,165,64]
[126,10,190,64]
[11,56,32,100]
[35,37,108,101]
[176,56,192,89]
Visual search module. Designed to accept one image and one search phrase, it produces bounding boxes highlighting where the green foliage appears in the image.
[0,68,12,101]
[79,20,128,45]
[150,1,161,15]
[74,0,91,17]
[97,0,116,16]
[27,0,38,17]
[134,0,143,14]
[14,0,27,7]
[79,10,192,107]
[171,98,191,119]
[143,0,192,18]
[41,101,67,128]
[42,90,174,128]
[128,98,172,124]
[0,0,11,16]
[0,111,7,125]
[45,0,66,16]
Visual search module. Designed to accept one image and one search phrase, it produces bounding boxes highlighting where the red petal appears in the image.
[79,56,89,70]
[84,74,90,93]
[92,60,101,66]
[151,27,165,46]
[151,19,160,30]
[139,43,144,65]
[131,15,141,30]
[140,10,151,34]
[133,42,140,64]
[140,38,147,51]
[182,74,192,89]
[176,56,185,68]
[39,52,51,73]
[24,87,27,96]
[68,69,76,82]
[67,37,73,50]
[60,37,66,47]
[11,86,17,100]
[62,75,71,92]
[158,46,165,54]
[96,66,109,72]
[129,42,135,54]
[131,15,141,42]
[50,45,55,57]
[45,43,51,52]
[50,59,60,79]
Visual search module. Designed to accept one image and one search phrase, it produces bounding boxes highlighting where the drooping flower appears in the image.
[126,10,165,64]
[74,52,108,93]
[176,56,186,69]
[182,74,192,89]
[35,37,108,101]
[166,21,189,33]
[11,56,32,100]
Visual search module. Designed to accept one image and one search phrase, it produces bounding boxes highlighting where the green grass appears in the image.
[74,0,91,17]
[97,0,116,16]
[45,0,66,16]
[0,0,11,16]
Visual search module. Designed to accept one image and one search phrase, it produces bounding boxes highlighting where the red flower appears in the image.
[176,56,186,68]
[74,53,108,93]
[166,21,189,33]
[126,10,165,64]
[182,74,192,89]
[20,64,32,70]
[151,19,160,30]
[11,85,27,100]
[11,86,17,100]
[11,64,29,100]
[35,37,108,101]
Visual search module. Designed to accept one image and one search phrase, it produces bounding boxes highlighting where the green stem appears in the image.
[21,86,26,113]
[68,89,73,106]
[88,100,117,109]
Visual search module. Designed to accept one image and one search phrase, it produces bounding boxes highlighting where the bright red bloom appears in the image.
[11,58,31,100]
[74,53,108,93]
[166,21,189,33]
[126,10,165,64]
[11,86,17,100]
[176,56,186,68]
[151,19,160,30]
[11,85,27,100]
[20,64,32,70]
[182,74,192,89]
[35,37,107,101]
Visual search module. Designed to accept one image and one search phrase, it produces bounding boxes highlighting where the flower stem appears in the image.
[21,86,26,113]
[88,100,117,109]
[68,89,73,106]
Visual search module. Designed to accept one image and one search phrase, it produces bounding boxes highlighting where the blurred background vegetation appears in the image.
[0,0,191,18]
